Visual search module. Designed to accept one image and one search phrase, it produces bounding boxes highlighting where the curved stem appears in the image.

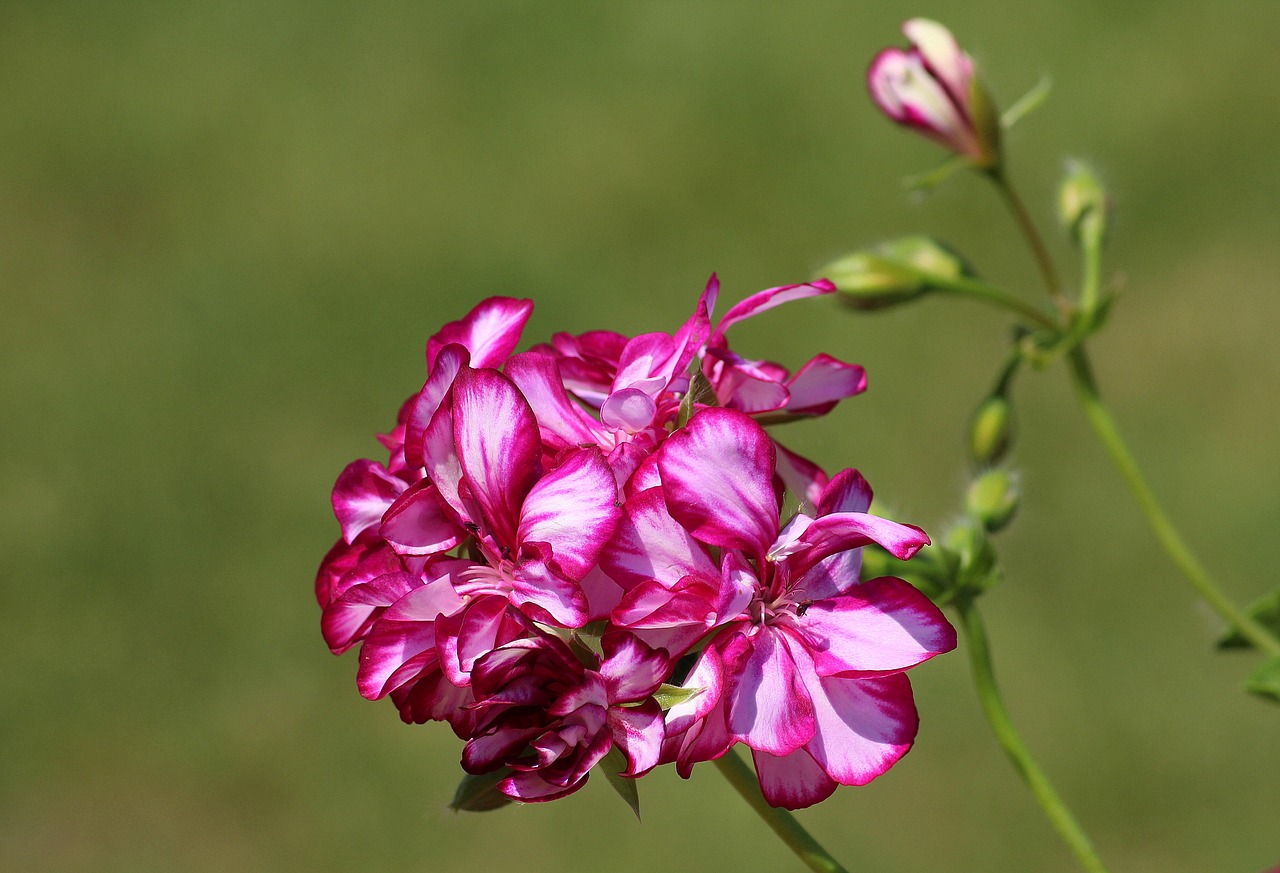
[933,275,1060,331]
[988,169,1070,318]
[954,595,1111,873]
[713,749,850,873]
[1066,347,1280,656]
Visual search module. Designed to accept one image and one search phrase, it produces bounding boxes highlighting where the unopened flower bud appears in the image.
[868,19,1002,169]
[944,522,999,593]
[1058,159,1108,248]
[968,394,1014,464]
[824,236,966,311]
[966,469,1019,533]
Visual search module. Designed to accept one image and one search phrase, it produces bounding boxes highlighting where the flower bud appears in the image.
[824,236,966,311]
[1058,159,1108,248]
[944,522,999,593]
[965,469,1019,533]
[968,394,1014,464]
[868,19,1002,169]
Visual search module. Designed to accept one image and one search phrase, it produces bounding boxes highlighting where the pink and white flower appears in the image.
[603,407,956,808]
[868,18,1001,168]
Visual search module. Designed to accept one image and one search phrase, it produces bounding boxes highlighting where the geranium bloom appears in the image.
[516,275,866,503]
[868,18,1000,168]
[463,630,668,801]
[603,408,956,808]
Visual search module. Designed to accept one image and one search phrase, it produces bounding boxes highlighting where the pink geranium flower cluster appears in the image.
[316,277,956,810]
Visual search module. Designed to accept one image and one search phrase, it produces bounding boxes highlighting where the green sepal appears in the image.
[450,769,515,813]
[1000,75,1052,130]
[1217,589,1280,650]
[595,747,641,819]
[903,155,969,193]
[862,543,956,604]
[946,523,1001,595]
[652,683,704,711]
[1245,656,1280,705]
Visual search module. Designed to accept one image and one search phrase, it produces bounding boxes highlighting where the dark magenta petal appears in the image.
[751,746,838,811]
[714,280,836,336]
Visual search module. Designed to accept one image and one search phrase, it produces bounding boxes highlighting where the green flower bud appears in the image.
[1058,159,1108,248]
[823,236,967,311]
[968,394,1014,465]
[966,469,1020,533]
[944,522,999,593]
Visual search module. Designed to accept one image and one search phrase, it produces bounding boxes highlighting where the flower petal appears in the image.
[517,447,620,580]
[802,672,919,786]
[426,297,534,371]
[799,577,956,676]
[751,746,838,811]
[724,628,816,756]
[658,408,779,556]
[331,459,403,544]
[505,351,604,450]
[714,280,836,336]
[404,343,468,470]
[601,487,719,591]
[322,568,420,655]
[782,354,867,417]
[610,699,665,776]
[379,480,464,557]
[787,511,930,579]
[451,366,542,547]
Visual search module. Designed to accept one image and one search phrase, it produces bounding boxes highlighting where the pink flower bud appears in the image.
[868,19,1001,168]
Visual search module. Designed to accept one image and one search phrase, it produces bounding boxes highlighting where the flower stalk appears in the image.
[713,750,851,873]
[986,169,1280,658]
[1066,348,1280,657]
[953,595,1111,873]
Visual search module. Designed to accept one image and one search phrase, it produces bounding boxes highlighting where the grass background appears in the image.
[3,3,1279,871]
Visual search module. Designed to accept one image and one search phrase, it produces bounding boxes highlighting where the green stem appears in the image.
[954,595,1111,873]
[988,169,1070,317]
[933,275,1059,331]
[713,750,850,873]
[1066,348,1280,656]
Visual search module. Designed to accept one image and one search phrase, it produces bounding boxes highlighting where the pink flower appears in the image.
[462,630,669,802]
[868,19,1000,168]
[603,408,956,808]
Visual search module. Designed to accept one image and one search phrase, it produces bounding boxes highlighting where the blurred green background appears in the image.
[4,3,1279,871]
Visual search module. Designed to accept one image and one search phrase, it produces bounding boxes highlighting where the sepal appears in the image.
[450,769,516,812]
[595,746,642,819]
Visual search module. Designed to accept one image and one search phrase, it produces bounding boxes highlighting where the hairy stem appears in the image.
[713,749,850,873]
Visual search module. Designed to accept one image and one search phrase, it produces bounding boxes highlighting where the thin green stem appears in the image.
[713,750,850,873]
[1079,234,1102,315]
[933,275,1060,331]
[988,169,1070,317]
[1066,348,1280,656]
[954,595,1111,873]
